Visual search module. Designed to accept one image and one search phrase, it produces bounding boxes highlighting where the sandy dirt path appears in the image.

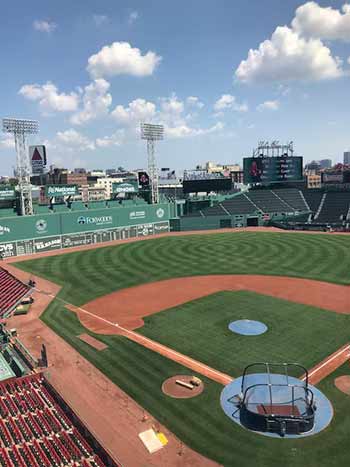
[2,263,219,467]
[79,275,350,334]
[302,344,350,385]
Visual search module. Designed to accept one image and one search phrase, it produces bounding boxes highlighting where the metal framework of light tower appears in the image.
[140,123,164,204]
[2,118,39,215]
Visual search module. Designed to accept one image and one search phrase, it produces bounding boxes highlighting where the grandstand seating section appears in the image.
[185,188,309,217]
[314,192,350,224]
[0,269,29,317]
[302,190,324,214]
[273,189,309,212]
[0,373,110,467]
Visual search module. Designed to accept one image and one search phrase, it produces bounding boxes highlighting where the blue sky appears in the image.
[1,0,350,175]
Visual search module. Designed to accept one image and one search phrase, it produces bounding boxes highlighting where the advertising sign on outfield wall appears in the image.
[46,185,78,197]
[0,186,16,201]
[0,220,169,258]
[0,242,17,258]
[112,181,139,193]
[34,236,62,252]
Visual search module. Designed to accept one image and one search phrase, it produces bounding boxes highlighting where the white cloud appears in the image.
[109,93,223,140]
[111,98,156,125]
[186,96,204,109]
[56,129,95,151]
[93,15,109,27]
[214,94,248,112]
[96,129,125,148]
[128,11,139,25]
[257,100,280,111]
[235,26,343,83]
[160,94,184,123]
[292,2,350,41]
[33,20,57,33]
[165,121,224,139]
[70,79,112,125]
[87,42,161,79]
[0,136,15,149]
[19,82,79,114]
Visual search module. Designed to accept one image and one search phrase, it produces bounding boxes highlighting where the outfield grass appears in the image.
[15,232,350,307]
[139,290,350,376]
[42,301,350,467]
[13,232,350,466]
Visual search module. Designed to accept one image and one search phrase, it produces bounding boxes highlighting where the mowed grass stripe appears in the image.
[139,291,350,376]
[15,233,350,305]
[14,232,350,466]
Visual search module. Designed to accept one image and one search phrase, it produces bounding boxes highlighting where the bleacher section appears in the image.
[0,269,30,318]
[0,373,116,466]
[273,189,309,212]
[246,191,292,213]
[302,190,324,214]
[185,188,309,218]
[220,195,256,215]
[315,192,350,224]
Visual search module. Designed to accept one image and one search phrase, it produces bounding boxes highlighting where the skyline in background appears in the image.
[1,0,350,175]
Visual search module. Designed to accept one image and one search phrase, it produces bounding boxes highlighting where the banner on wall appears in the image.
[45,185,78,197]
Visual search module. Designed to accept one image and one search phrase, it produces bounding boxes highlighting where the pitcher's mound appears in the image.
[335,375,350,395]
[162,375,204,399]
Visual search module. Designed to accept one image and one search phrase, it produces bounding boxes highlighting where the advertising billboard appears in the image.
[0,186,16,201]
[45,185,78,197]
[322,173,344,184]
[243,156,303,184]
[138,171,150,188]
[29,145,46,174]
[160,168,176,180]
[112,181,139,193]
[183,178,232,193]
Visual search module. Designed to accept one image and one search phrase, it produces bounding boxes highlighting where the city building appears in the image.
[344,151,350,165]
[307,174,322,189]
[319,159,332,169]
[95,177,123,199]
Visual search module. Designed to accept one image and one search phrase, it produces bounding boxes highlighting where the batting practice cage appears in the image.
[230,363,316,437]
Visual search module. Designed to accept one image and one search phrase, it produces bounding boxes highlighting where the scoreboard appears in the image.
[183,178,232,193]
[243,156,303,184]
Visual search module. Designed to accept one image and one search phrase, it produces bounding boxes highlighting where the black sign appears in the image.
[183,178,232,193]
[153,222,169,233]
[62,233,93,248]
[137,224,153,237]
[243,156,303,184]
[138,171,150,188]
[0,242,17,258]
[34,236,62,253]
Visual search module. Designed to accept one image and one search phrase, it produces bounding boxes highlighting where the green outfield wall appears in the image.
[171,212,266,231]
[0,203,172,257]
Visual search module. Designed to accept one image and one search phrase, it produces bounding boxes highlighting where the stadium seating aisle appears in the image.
[0,268,30,317]
[0,373,114,467]
[314,192,350,224]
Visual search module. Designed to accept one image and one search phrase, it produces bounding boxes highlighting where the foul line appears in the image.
[39,289,233,385]
[302,344,350,382]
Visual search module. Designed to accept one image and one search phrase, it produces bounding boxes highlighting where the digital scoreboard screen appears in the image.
[183,178,232,193]
[243,156,303,184]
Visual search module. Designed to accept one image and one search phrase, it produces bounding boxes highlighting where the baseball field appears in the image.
[13,231,350,466]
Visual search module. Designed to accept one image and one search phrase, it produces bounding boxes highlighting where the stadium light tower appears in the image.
[2,118,39,215]
[140,123,164,204]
